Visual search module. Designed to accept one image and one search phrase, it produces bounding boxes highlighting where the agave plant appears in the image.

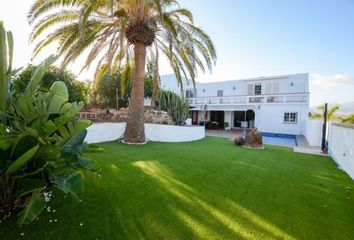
[28,0,216,143]
[0,54,96,225]
[156,90,189,125]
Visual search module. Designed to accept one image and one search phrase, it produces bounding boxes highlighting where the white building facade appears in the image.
[161,73,310,135]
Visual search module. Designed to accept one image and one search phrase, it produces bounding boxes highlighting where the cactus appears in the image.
[156,90,190,125]
[0,21,13,120]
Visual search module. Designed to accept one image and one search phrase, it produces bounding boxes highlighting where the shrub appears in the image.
[342,114,354,124]
[156,90,190,125]
[0,55,96,225]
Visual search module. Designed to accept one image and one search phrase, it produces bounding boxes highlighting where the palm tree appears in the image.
[28,0,217,143]
[311,104,341,121]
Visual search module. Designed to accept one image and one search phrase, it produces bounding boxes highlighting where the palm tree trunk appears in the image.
[123,43,146,143]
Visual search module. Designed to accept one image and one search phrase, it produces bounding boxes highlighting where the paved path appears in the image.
[206,129,245,139]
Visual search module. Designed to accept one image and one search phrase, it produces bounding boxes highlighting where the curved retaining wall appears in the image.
[85,123,205,144]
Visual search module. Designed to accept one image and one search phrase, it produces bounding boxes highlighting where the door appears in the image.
[192,111,199,125]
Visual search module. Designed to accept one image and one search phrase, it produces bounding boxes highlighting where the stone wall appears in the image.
[80,107,175,125]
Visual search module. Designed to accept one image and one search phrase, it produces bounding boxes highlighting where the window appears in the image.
[254,84,262,95]
[284,112,297,124]
[186,89,194,98]
[217,90,223,97]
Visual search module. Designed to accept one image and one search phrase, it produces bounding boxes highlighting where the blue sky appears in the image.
[177,0,354,106]
[180,0,354,77]
[1,0,354,106]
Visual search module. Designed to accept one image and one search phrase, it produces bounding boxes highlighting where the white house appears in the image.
[160,73,310,135]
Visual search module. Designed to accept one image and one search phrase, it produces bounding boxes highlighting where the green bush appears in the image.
[12,65,90,105]
[342,114,354,124]
[0,24,96,225]
[156,90,190,125]
[1,56,96,225]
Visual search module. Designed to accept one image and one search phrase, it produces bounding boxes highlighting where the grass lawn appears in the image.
[1,137,354,240]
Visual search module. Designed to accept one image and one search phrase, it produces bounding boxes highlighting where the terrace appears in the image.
[188,93,309,110]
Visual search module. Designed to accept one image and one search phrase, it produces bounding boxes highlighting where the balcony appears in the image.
[187,93,309,106]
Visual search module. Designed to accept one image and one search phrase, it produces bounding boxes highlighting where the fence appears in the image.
[304,119,323,147]
[328,123,354,180]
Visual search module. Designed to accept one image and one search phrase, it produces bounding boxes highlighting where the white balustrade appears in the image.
[187,93,308,106]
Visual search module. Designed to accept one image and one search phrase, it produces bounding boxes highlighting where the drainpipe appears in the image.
[321,103,328,152]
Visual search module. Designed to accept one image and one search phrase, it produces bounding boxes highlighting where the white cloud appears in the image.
[311,73,354,88]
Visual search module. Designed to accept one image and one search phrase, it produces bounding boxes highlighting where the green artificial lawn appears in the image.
[1,137,354,240]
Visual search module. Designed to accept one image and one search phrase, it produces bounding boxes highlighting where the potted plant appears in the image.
[224,122,231,130]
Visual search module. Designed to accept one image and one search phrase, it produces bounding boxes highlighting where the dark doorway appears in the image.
[246,110,255,128]
[191,111,198,125]
[233,110,255,128]
[233,111,244,128]
[209,111,225,129]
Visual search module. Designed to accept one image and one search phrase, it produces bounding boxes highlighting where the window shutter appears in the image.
[265,83,272,94]
[273,82,280,94]
[248,84,253,95]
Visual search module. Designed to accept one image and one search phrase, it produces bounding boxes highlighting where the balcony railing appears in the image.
[187,93,308,105]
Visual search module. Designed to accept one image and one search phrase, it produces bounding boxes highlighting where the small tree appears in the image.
[311,104,341,121]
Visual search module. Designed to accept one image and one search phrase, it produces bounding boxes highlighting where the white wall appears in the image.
[145,124,205,142]
[85,123,205,144]
[224,111,232,127]
[304,119,323,146]
[328,123,354,180]
[86,123,126,144]
[196,81,247,97]
[197,111,209,123]
[254,104,309,135]
[144,97,152,106]
[160,73,309,98]
[160,74,191,95]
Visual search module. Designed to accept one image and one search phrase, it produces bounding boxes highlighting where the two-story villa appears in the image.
[160,73,310,135]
